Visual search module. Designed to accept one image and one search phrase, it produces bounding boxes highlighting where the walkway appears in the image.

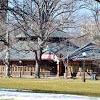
[0,89,100,100]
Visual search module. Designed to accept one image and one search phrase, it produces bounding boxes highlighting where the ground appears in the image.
[0,77,100,97]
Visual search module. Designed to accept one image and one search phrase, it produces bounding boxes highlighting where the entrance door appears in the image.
[59,61,65,76]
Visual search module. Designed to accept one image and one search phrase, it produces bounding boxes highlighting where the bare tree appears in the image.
[7,0,80,78]
[0,0,86,78]
[81,0,100,32]
[0,0,11,77]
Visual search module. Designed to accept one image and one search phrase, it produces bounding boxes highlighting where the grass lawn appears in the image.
[0,77,100,97]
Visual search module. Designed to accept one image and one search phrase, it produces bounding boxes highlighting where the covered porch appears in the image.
[65,42,100,79]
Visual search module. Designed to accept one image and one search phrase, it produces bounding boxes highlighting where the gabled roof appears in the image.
[0,41,36,61]
[69,33,97,47]
[47,40,79,58]
[68,42,100,61]
[0,36,80,61]
[0,49,35,61]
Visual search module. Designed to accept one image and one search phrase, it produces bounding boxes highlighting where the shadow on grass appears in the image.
[16,89,100,97]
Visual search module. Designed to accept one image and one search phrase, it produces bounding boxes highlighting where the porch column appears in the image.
[67,65,72,78]
[56,60,60,77]
[64,58,68,78]
[76,67,82,78]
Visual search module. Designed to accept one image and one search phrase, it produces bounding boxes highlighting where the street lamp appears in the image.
[82,52,87,82]
[19,60,22,78]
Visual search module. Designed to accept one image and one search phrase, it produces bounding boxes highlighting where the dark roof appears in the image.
[46,40,79,58]
[0,49,35,61]
[69,33,94,47]
[68,42,100,61]
[0,41,36,61]
[49,30,71,38]
[0,37,79,61]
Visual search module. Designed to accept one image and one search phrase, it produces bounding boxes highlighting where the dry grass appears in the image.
[0,77,100,97]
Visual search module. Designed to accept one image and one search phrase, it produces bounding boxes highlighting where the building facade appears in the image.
[0,35,79,78]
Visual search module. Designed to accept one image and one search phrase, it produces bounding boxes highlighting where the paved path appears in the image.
[0,90,100,100]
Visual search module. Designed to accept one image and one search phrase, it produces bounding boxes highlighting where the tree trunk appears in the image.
[34,50,41,78]
[35,60,40,78]
[6,62,10,77]
[5,25,11,77]
[5,47,11,77]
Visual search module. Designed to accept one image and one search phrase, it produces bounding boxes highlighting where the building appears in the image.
[0,33,79,78]
[0,31,100,78]
[66,42,100,78]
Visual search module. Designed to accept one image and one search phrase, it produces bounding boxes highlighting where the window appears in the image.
[18,67,20,71]
[20,67,22,71]
[12,67,14,71]
[15,67,17,71]
[2,67,4,71]
[24,67,27,71]
[27,67,30,71]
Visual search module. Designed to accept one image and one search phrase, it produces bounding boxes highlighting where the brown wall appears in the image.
[0,60,100,78]
[0,60,57,77]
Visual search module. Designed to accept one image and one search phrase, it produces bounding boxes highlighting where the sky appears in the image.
[7,0,100,37]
